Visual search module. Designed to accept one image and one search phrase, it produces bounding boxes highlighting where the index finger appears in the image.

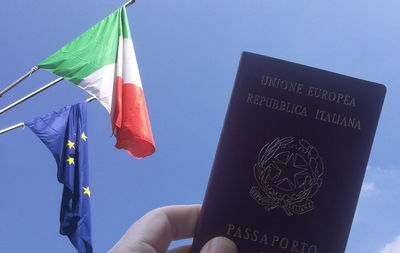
[109,204,201,253]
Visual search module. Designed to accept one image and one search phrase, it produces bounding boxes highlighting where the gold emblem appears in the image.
[249,137,324,216]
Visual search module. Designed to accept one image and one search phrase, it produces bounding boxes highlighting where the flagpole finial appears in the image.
[124,0,136,8]
[86,96,97,103]
[0,66,39,98]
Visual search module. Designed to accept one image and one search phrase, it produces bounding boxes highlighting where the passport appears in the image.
[190,52,386,253]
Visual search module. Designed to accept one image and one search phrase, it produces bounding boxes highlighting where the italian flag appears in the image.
[38,7,155,158]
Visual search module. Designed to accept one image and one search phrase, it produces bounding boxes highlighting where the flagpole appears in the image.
[0,66,39,98]
[0,97,97,134]
[0,77,64,115]
[0,1,135,100]
[124,0,136,8]
[86,96,97,102]
[0,123,25,135]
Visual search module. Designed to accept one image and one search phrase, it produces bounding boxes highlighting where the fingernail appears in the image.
[200,236,238,253]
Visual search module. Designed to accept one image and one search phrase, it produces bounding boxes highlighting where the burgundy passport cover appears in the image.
[190,52,386,253]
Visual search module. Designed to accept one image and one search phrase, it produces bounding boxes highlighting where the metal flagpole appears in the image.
[0,66,39,98]
[124,0,136,7]
[0,0,136,105]
[86,96,97,103]
[0,77,64,115]
[0,97,97,134]
[0,123,25,134]
[0,2,135,98]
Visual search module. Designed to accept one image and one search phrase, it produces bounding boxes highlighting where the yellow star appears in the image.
[81,132,88,141]
[82,186,91,197]
[66,156,75,165]
[66,140,75,149]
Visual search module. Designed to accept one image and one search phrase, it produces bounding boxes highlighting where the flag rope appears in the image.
[0,96,97,134]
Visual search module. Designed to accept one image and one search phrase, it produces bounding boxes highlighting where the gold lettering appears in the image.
[272,99,279,110]
[246,93,254,104]
[323,111,330,122]
[307,86,314,96]
[344,95,351,105]
[288,82,296,93]
[348,117,355,127]
[261,75,303,94]
[279,101,286,111]
[350,97,356,107]
[280,237,289,249]
[314,109,320,120]
[300,242,308,253]
[328,91,336,101]
[269,77,279,88]
[260,96,266,106]
[321,89,328,100]
[264,76,279,88]
[233,226,242,238]
[295,105,308,117]
[244,228,251,240]
[261,75,268,86]
[354,120,361,130]
[340,116,347,127]
[291,240,300,253]
[263,76,357,108]
[307,86,356,107]
[285,102,293,113]
[337,93,344,104]
[225,223,319,252]
[227,224,235,235]
[259,233,268,245]
[313,109,361,130]
[246,92,308,118]
[252,230,259,242]
[280,79,288,89]
[297,83,303,94]
[271,235,280,246]
[309,245,318,253]
[265,97,272,108]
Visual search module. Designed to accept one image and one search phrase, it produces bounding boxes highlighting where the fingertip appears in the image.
[199,237,238,253]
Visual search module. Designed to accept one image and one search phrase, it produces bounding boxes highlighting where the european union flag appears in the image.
[25,102,92,253]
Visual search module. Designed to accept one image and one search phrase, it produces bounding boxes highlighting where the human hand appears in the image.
[108,205,237,253]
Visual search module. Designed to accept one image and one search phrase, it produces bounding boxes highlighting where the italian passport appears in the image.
[190,52,386,253]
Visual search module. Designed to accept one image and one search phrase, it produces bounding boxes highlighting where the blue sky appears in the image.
[0,0,399,252]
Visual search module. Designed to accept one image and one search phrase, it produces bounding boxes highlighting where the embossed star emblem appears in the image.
[272,151,309,191]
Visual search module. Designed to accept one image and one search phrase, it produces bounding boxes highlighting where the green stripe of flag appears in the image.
[38,7,131,85]
[120,7,131,40]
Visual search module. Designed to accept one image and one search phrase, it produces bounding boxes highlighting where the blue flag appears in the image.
[25,102,92,253]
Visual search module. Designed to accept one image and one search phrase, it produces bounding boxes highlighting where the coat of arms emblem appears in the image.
[249,137,324,216]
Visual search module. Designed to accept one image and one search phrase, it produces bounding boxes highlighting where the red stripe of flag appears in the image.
[113,76,155,158]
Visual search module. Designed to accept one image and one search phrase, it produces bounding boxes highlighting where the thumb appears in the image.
[199,237,238,253]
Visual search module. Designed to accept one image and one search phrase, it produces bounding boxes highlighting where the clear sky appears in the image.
[0,0,399,252]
